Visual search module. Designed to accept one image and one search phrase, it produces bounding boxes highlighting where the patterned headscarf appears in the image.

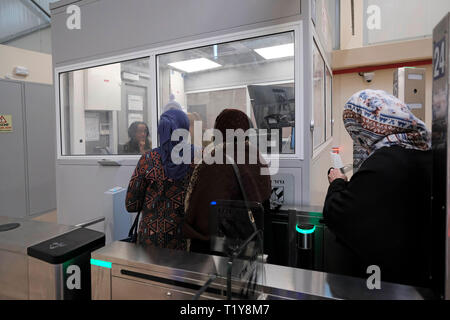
[343,89,431,172]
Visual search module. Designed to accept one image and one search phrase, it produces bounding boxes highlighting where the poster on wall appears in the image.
[128,94,144,111]
[0,115,13,132]
[85,113,100,141]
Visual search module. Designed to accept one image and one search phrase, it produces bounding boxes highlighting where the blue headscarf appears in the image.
[157,109,193,180]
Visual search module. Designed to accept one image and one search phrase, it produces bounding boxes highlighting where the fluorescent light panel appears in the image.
[254,43,294,60]
[168,58,221,73]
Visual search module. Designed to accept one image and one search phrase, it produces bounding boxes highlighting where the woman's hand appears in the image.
[139,140,146,154]
[328,168,348,184]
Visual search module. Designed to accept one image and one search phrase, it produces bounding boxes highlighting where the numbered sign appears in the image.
[434,38,446,80]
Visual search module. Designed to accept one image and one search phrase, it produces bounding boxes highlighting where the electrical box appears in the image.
[84,64,122,111]
[393,67,426,121]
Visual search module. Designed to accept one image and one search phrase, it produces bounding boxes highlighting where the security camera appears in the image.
[359,72,375,83]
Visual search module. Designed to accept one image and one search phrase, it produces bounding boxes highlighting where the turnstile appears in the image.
[0,216,105,300]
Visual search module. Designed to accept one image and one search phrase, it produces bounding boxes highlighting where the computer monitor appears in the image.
[247,84,295,129]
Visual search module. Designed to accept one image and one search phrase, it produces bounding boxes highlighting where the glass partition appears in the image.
[313,41,326,149]
[59,57,151,156]
[325,67,332,140]
[157,31,296,155]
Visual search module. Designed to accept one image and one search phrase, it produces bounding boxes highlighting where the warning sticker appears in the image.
[0,115,13,132]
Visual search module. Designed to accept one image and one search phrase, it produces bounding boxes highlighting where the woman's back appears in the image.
[126,150,193,250]
[324,146,432,287]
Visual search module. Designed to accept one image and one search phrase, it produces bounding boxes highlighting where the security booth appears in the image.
[50,0,333,240]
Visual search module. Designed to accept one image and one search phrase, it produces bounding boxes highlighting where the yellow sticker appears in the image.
[0,115,13,132]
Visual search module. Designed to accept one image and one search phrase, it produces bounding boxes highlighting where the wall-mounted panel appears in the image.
[24,82,56,216]
[51,0,301,65]
[0,80,27,218]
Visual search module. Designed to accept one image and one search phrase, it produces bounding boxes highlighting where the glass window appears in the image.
[325,67,332,140]
[157,31,296,155]
[312,42,325,149]
[59,57,151,156]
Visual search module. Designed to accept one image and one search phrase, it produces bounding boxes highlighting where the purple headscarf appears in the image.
[157,109,193,180]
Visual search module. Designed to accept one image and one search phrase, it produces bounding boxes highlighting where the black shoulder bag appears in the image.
[209,155,264,248]
[121,211,141,243]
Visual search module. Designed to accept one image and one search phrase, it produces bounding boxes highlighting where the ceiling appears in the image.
[158,31,295,73]
[0,0,58,44]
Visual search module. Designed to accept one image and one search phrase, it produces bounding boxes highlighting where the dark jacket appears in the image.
[183,143,272,254]
[323,146,432,287]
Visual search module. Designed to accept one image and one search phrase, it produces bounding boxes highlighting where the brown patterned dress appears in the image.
[126,149,193,250]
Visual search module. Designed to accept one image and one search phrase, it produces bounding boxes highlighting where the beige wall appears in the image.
[340,0,363,50]
[0,44,52,84]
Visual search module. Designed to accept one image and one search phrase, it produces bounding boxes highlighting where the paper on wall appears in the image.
[85,113,100,141]
[128,94,144,111]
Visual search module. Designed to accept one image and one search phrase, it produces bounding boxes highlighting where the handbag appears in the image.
[121,211,140,243]
[209,155,264,251]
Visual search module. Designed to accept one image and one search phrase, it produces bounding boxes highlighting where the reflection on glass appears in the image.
[326,67,332,140]
[157,31,296,154]
[313,42,325,149]
[59,57,151,156]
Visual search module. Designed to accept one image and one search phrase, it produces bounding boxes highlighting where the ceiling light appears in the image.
[254,43,294,60]
[168,58,221,73]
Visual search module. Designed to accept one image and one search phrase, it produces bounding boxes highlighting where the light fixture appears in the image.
[168,58,221,73]
[295,224,316,234]
[254,43,294,60]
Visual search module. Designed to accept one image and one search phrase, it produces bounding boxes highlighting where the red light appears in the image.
[332,147,340,154]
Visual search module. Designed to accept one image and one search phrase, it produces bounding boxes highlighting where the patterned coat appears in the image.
[126,149,193,250]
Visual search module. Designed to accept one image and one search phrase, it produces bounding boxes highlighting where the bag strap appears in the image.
[128,211,141,239]
[225,154,256,228]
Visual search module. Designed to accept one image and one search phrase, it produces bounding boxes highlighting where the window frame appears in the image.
[311,32,333,158]
[55,22,304,162]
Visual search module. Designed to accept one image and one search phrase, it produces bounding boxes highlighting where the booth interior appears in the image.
[0,0,448,300]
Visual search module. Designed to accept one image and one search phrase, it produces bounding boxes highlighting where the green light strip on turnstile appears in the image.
[90,258,112,269]
[295,224,316,234]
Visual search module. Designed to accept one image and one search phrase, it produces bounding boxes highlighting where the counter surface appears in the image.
[0,216,76,254]
[92,241,435,300]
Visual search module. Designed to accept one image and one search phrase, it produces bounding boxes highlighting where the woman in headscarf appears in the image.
[120,121,151,155]
[323,89,432,287]
[125,109,194,250]
[183,109,272,256]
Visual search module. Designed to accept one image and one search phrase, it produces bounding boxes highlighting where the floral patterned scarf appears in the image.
[343,90,431,172]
